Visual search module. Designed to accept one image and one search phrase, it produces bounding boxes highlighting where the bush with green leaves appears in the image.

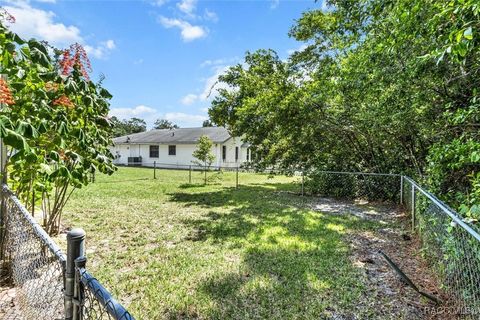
[0,13,115,234]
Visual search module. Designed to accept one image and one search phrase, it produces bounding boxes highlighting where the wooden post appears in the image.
[189,165,192,184]
[154,161,157,179]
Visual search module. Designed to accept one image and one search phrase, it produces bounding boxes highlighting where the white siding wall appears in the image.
[219,137,248,168]
[111,142,248,168]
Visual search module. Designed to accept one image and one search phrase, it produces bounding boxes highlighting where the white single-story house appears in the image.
[111,127,251,168]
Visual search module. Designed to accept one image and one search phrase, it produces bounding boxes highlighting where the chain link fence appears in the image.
[0,185,65,320]
[0,184,135,320]
[401,176,480,317]
[305,171,480,316]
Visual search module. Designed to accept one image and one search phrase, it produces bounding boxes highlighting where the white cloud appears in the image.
[133,58,144,65]
[204,9,218,22]
[200,57,238,68]
[35,0,57,3]
[287,43,308,55]
[181,93,197,105]
[4,2,82,47]
[109,105,207,128]
[270,0,279,9]
[84,39,116,59]
[164,112,207,127]
[151,0,168,6]
[177,0,197,15]
[198,65,230,101]
[4,2,115,59]
[104,39,116,50]
[158,16,207,41]
[180,64,231,107]
[109,105,157,119]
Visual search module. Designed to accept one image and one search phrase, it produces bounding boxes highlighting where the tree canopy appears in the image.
[209,0,480,217]
[154,118,179,130]
[111,116,146,137]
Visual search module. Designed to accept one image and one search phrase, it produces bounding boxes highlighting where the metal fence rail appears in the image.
[0,184,135,320]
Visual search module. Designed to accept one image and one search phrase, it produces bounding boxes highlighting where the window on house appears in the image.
[149,145,159,158]
[235,147,239,161]
[168,145,176,155]
[222,146,226,161]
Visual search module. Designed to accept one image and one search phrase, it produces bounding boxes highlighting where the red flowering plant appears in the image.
[0,10,116,235]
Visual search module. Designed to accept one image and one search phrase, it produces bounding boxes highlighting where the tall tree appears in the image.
[209,0,480,215]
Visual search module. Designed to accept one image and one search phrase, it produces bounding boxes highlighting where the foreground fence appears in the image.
[310,171,480,315]
[0,184,134,320]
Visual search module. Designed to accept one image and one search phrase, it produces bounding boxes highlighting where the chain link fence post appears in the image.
[411,184,416,233]
[154,161,157,179]
[66,228,86,320]
[400,175,403,205]
[74,256,87,320]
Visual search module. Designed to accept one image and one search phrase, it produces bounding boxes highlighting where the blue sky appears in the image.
[2,0,322,127]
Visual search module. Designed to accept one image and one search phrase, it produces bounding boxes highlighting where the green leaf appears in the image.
[30,47,50,67]
[39,163,53,175]
[471,151,480,163]
[464,27,473,40]
[3,129,30,152]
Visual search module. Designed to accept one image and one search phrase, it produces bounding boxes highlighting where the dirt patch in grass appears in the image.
[0,266,20,319]
[310,197,450,319]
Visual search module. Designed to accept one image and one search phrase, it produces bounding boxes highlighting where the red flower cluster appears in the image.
[0,8,15,23]
[53,95,74,108]
[0,78,14,106]
[59,43,92,80]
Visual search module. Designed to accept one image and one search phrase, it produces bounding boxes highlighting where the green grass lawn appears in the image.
[63,167,382,319]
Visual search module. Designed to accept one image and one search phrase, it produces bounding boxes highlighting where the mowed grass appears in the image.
[63,167,381,319]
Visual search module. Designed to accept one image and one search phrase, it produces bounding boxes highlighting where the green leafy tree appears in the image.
[110,116,147,137]
[209,0,480,216]
[192,135,215,184]
[0,11,115,234]
[154,119,178,129]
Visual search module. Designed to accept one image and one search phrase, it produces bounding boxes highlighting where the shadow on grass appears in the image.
[94,178,150,184]
[166,185,382,319]
[178,183,206,189]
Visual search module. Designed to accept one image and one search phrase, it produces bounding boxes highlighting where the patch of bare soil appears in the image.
[309,197,453,320]
[0,266,22,320]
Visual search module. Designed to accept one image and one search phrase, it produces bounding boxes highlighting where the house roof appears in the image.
[113,127,232,145]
